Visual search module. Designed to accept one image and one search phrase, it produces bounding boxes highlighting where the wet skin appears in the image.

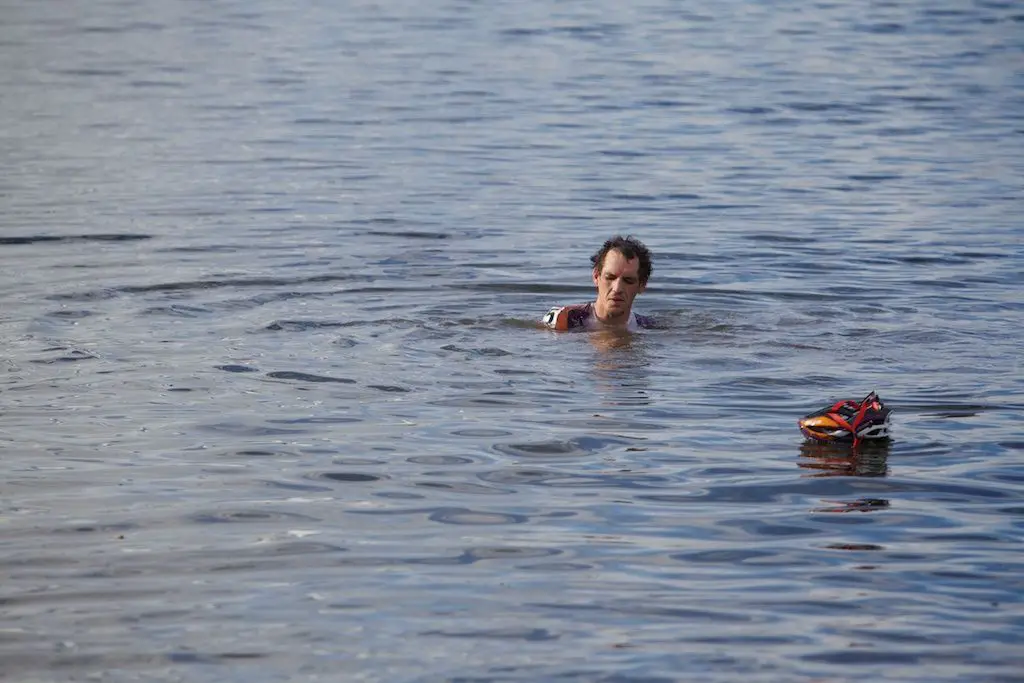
[592,249,646,327]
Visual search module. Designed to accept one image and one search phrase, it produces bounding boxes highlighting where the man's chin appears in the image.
[598,304,629,322]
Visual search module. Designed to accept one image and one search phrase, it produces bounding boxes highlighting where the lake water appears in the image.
[1,0,1022,680]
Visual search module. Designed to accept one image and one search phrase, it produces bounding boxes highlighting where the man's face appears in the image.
[593,249,645,319]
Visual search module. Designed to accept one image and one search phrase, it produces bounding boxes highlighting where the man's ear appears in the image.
[592,269,600,286]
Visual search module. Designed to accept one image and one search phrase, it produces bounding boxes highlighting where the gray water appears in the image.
[2,0,1023,681]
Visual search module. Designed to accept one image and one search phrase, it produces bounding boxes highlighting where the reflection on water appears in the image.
[799,440,891,514]
[814,498,891,514]
[797,440,891,478]
[1,0,1022,679]
[588,328,652,409]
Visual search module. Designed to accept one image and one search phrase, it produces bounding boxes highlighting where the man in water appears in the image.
[542,235,655,331]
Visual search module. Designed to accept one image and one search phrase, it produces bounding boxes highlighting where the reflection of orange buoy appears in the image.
[799,391,892,449]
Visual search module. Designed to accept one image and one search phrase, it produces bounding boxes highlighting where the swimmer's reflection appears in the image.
[798,440,891,513]
[588,329,651,407]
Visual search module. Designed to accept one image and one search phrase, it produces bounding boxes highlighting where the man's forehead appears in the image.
[599,251,640,274]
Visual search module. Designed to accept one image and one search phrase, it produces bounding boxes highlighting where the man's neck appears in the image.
[592,301,631,328]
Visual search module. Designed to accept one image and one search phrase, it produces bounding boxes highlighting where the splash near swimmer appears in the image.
[798,391,892,449]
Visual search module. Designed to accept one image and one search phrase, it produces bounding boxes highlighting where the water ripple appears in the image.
[1,0,1021,679]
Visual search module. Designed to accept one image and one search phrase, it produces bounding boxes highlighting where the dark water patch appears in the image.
[921,8,970,17]
[423,627,558,641]
[52,522,137,535]
[727,106,776,115]
[141,304,211,317]
[494,435,637,460]
[692,203,759,211]
[535,600,752,624]
[449,428,512,439]
[375,491,426,500]
[215,364,259,373]
[745,235,806,245]
[261,479,333,492]
[313,472,383,483]
[367,384,410,393]
[893,254,974,265]
[875,126,931,137]
[918,532,1011,544]
[493,440,589,459]
[633,476,904,506]
[59,274,363,300]
[332,457,387,466]
[857,22,906,34]
[0,234,151,246]
[499,27,548,38]
[479,467,603,487]
[199,421,304,436]
[415,481,513,495]
[719,519,823,538]
[347,505,528,525]
[53,67,130,77]
[672,549,782,565]
[520,561,594,571]
[268,416,362,425]
[429,508,528,525]
[29,348,98,364]
[154,244,245,254]
[848,173,902,182]
[431,395,531,408]
[166,651,267,664]
[786,101,866,113]
[43,309,93,319]
[801,650,923,665]
[269,541,348,556]
[0,588,161,609]
[264,319,347,331]
[188,510,320,524]
[466,346,512,357]
[128,79,182,89]
[461,546,561,562]
[825,543,885,551]
[408,454,478,465]
[365,230,451,240]
[265,371,356,384]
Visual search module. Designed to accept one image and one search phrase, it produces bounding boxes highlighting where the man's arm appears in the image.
[542,304,589,331]
[542,306,570,331]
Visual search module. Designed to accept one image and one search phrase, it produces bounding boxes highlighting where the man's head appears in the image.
[590,235,652,322]
[591,236,653,286]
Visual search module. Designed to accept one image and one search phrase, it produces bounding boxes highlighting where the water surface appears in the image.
[2,0,1022,680]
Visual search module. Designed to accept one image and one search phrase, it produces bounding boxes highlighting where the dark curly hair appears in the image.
[590,235,653,285]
